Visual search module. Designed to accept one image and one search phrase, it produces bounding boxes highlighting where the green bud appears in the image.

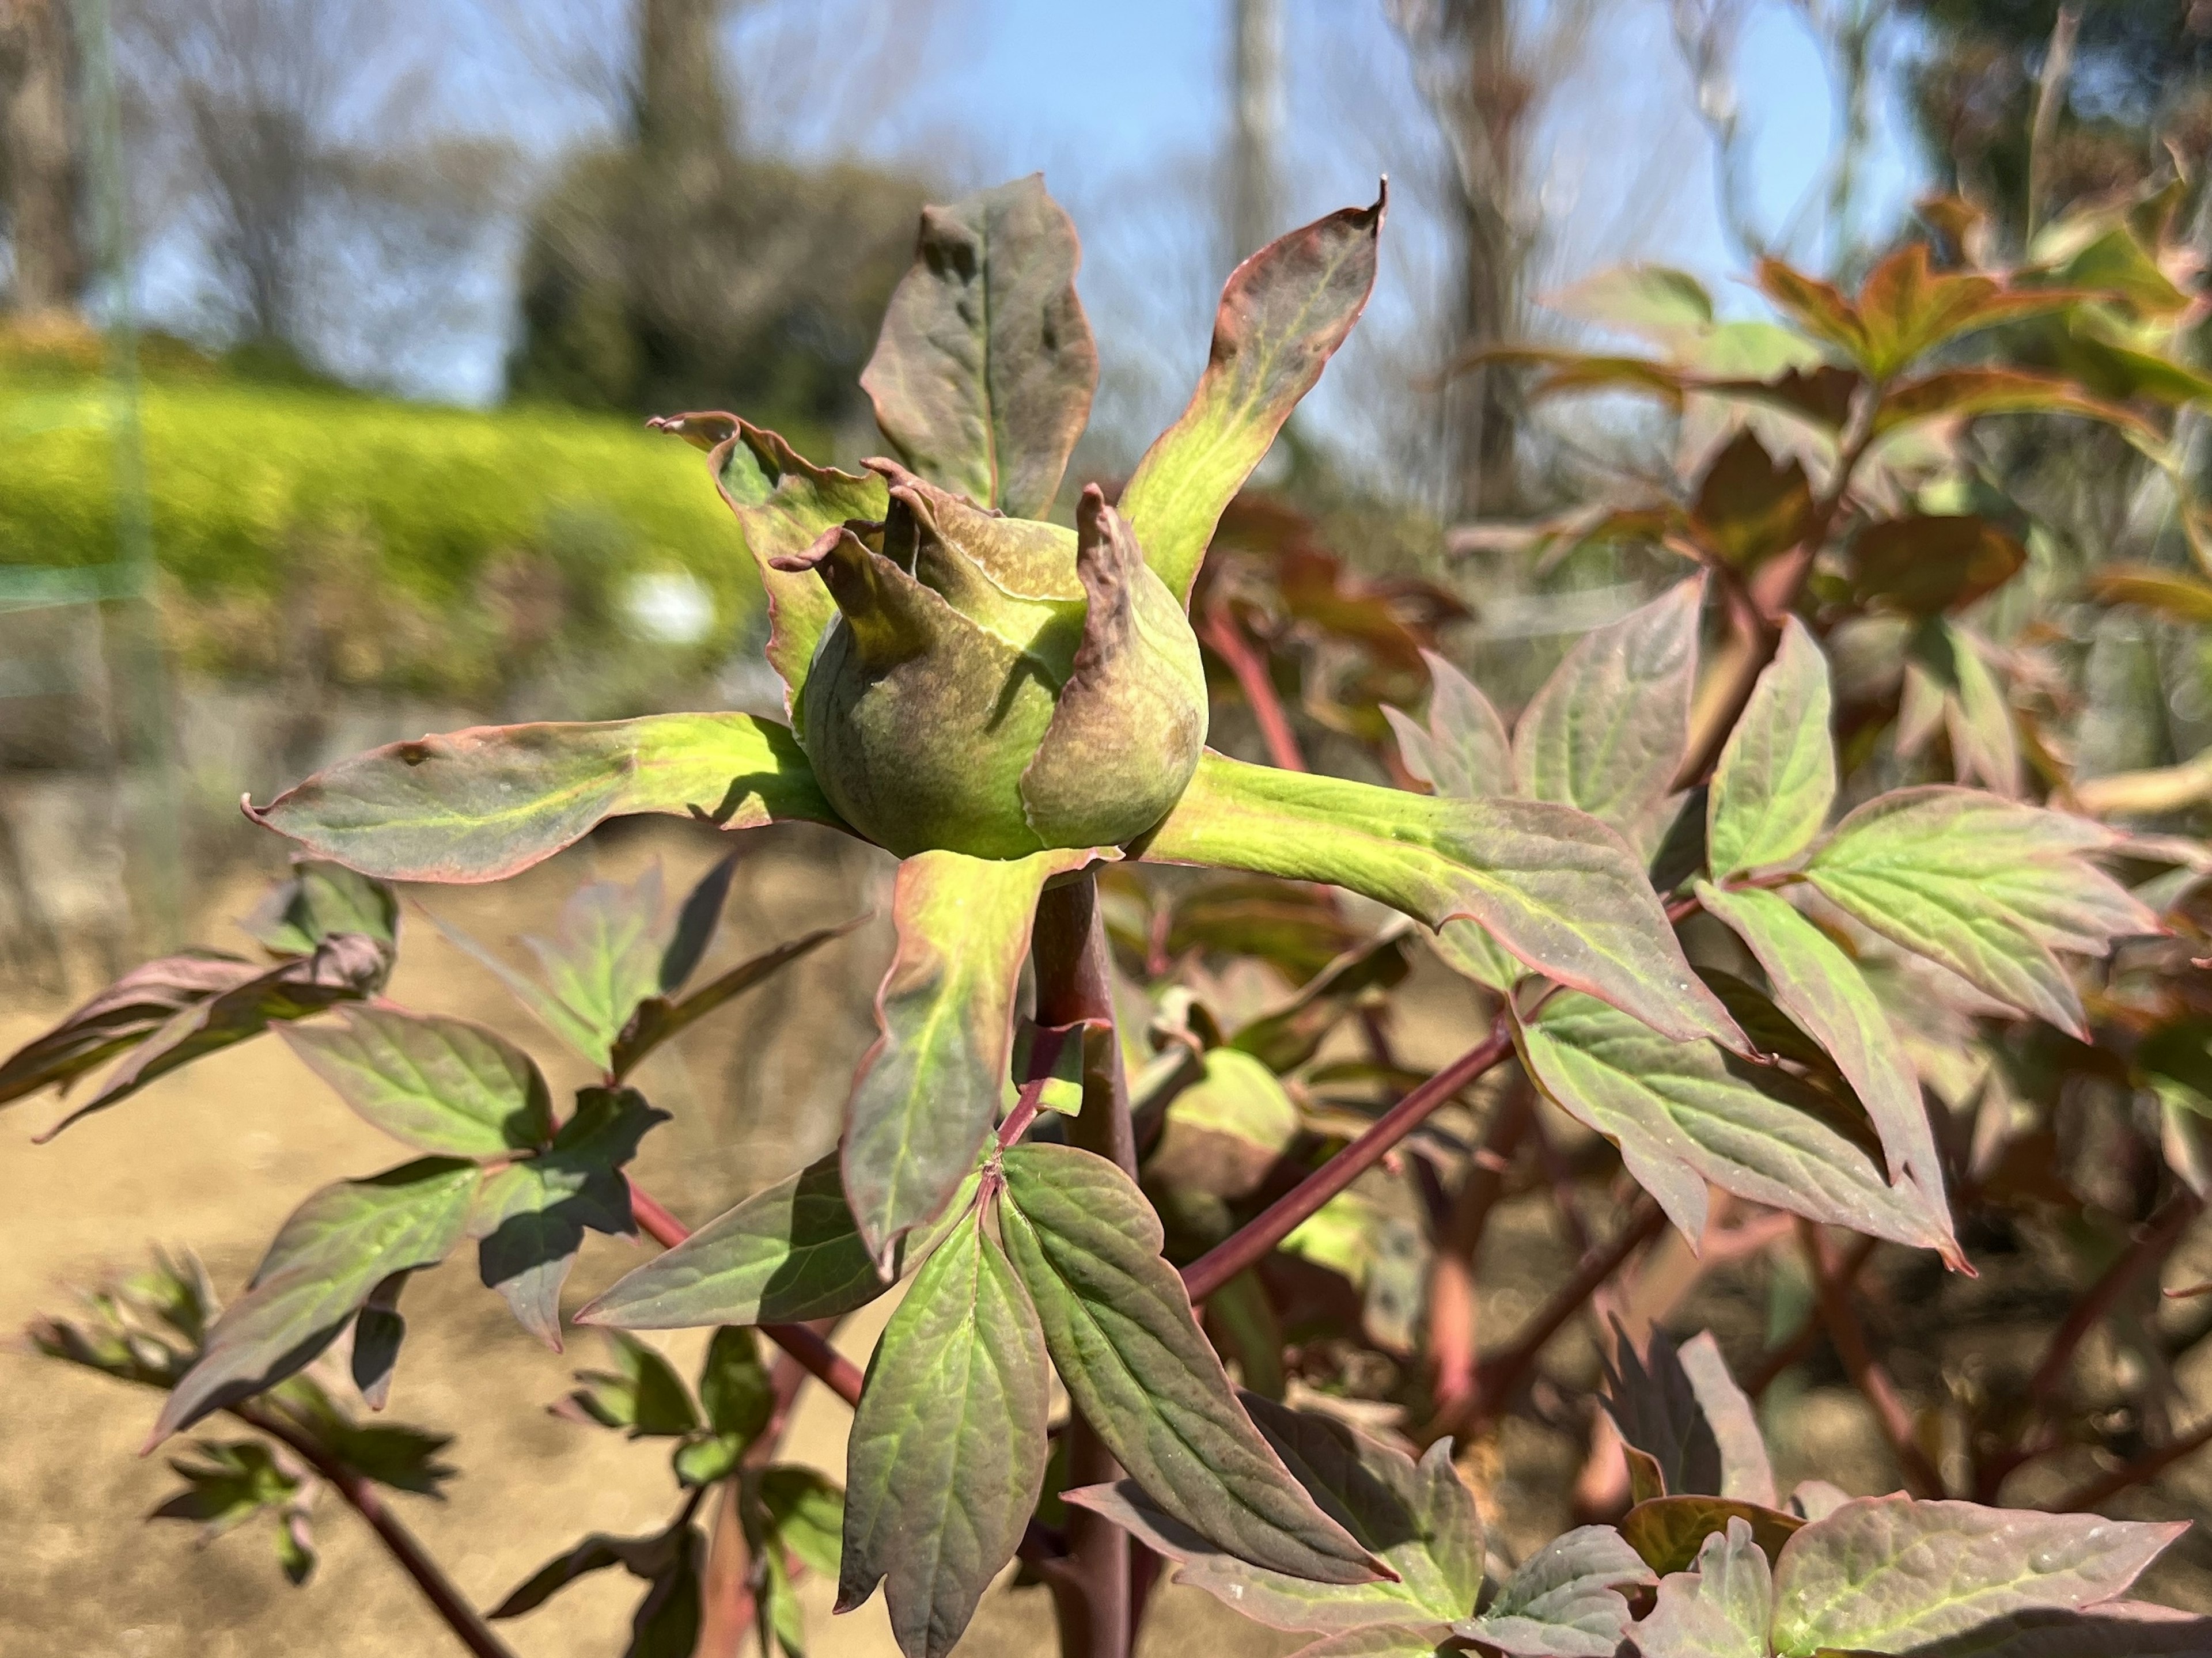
[770,463,1207,859]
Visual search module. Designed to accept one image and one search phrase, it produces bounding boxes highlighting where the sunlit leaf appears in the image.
[1870,367,2156,441]
[1513,579,1701,836]
[284,1006,554,1158]
[0,951,262,1107]
[1546,263,1714,339]
[1806,787,2158,1038]
[837,1211,1048,1658]
[998,1143,1379,1584]
[1515,991,1955,1255]
[1768,1496,2186,1655]
[1121,188,1385,604]
[1690,432,1815,569]
[844,847,1097,1267]
[1390,649,1511,801]
[1630,1515,1772,1658]
[153,1158,482,1442]
[247,713,840,884]
[1706,617,1835,878]
[1698,885,1956,1261]
[1621,1494,1804,1575]
[760,1464,844,1579]
[1451,1524,1652,1657]
[1149,1046,1301,1200]
[1142,751,1741,1048]
[241,860,399,955]
[860,174,1096,521]
[1065,1394,1482,1632]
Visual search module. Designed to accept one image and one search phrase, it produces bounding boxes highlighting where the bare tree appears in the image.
[0,0,82,314]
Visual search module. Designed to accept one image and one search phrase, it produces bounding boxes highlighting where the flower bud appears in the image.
[771,462,1207,858]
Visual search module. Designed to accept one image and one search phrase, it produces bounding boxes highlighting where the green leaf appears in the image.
[1906,619,2021,796]
[1515,992,1954,1255]
[837,1209,1050,1658]
[997,1142,1379,1585]
[0,950,262,1107]
[1066,1394,1483,1632]
[1621,1495,1804,1575]
[1690,432,1815,569]
[614,916,865,1081]
[1149,1047,1301,1200]
[152,1158,481,1443]
[152,1439,301,1537]
[1451,1524,1653,1657]
[1870,366,2157,441]
[1854,243,2093,379]
[283,1006,554,1158]
[1805,787,2158,1038]
[1547,263,1714,338]
[566,1331,702,1436]
[1603,1326,1777,1507]
[698,1327,773,1444]
[1120,188,1385,604]
[1512,579,1701,836]
[241,859,399,955]
[650,413,887,712]
[1707,617,1835,878]
[672,1433,743,1488]
[1630,1516,1772,1658]
[859,174,1097,520]
[471,1087,666,1346]
[844,847,1094,1266]
[1698,884,1957,1259]
[36,935,391,1139]
[518,868,671,1068]
[1768,1497,2186,1656]
[247,713,840,884]
[759,1465,843,1578]
[1883,1605,2212,1655]
[1142,751,1741,1048]
[580,1151,892,1330]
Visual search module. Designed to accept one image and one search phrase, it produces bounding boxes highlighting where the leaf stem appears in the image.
[1799,1220,1946,1497]
[624,1177,866,1406]
[1201,597,1308,773]
[1429,1082,1535,1411]
[2052,1413,2212,1513]
[1183,1016,1515,1303]
[230,1400,518,1658]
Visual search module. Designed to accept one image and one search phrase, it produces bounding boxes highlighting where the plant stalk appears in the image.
[232,1401,518,1658]
[1031,872,1135,1658]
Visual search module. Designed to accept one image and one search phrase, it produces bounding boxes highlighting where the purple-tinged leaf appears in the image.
[998,1143,1381,1585]
[844,847,1099,1267]
[1148,1046,1301,1201]
[1887,1604,2212,1656]
[649,412,887,714]
[1603,1326,1777,1508]
[1869,366,2158,441]
[1769,1497,2187,1655]
[0,950,260,1107]
[350,1273,407,1410]
[1283,1627,1457,1657]
[246,713,839,885]
[837,1210,1049,1658]
[1631,1515,1772,1658]
[1806,788,2160,1039]
[1513,579,1702,837]
[1621,1495,1804,1575]
[580,1151,894,1331]
[469,1087,665,1348]
[1452,1524,1653,1657]
[1707,617,1835,878]
[861,174,1097,521]
[1392,649,1512,800]
[240,859,399,956]
[1699,883,1959,1264]
[151,1158,482,1444]
[615,913,865,1083]
[1066,1396,1482,1632]
[1228,922,1415,1075]
[1141,752,1742,1048]
[1515,992,1956,1256]
[39,935,391,1139]
[1120,188,1386,605]
[1690,431,1816,569]
[1853,514,2028,618]
[283,1006,554,1158]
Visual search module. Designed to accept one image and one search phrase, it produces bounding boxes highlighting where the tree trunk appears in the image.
[1443,0,1524,522]
[1,0,84,315]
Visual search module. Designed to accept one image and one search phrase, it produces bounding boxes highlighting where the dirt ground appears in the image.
[10,816,2212,1655]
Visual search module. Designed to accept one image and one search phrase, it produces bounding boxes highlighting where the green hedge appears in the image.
[0,359,791,700]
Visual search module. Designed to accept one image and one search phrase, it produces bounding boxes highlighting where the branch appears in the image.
[231,1400,519,1658]
[698,1350,816,1658]
[1429,1082,1535,1410]
[1182,1016,1515,1303]
[1201,597,1308,773]
[1801,1221,1945,1498]
[2053,1414,2212,1513]
[1743,1233,1878,1398]
[626,1178,866,1407]
[2028,1195,2202,1410]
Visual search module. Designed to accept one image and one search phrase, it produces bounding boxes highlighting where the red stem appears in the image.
[626,1178,866,1407]
[1429,1084,1535,1410]
[1801,1221,1945,1497]
[232,1401,518,1658]
[2053,1415,2212,1512]
[1202,598,1308,773]
[1183,1018,1514,1303]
